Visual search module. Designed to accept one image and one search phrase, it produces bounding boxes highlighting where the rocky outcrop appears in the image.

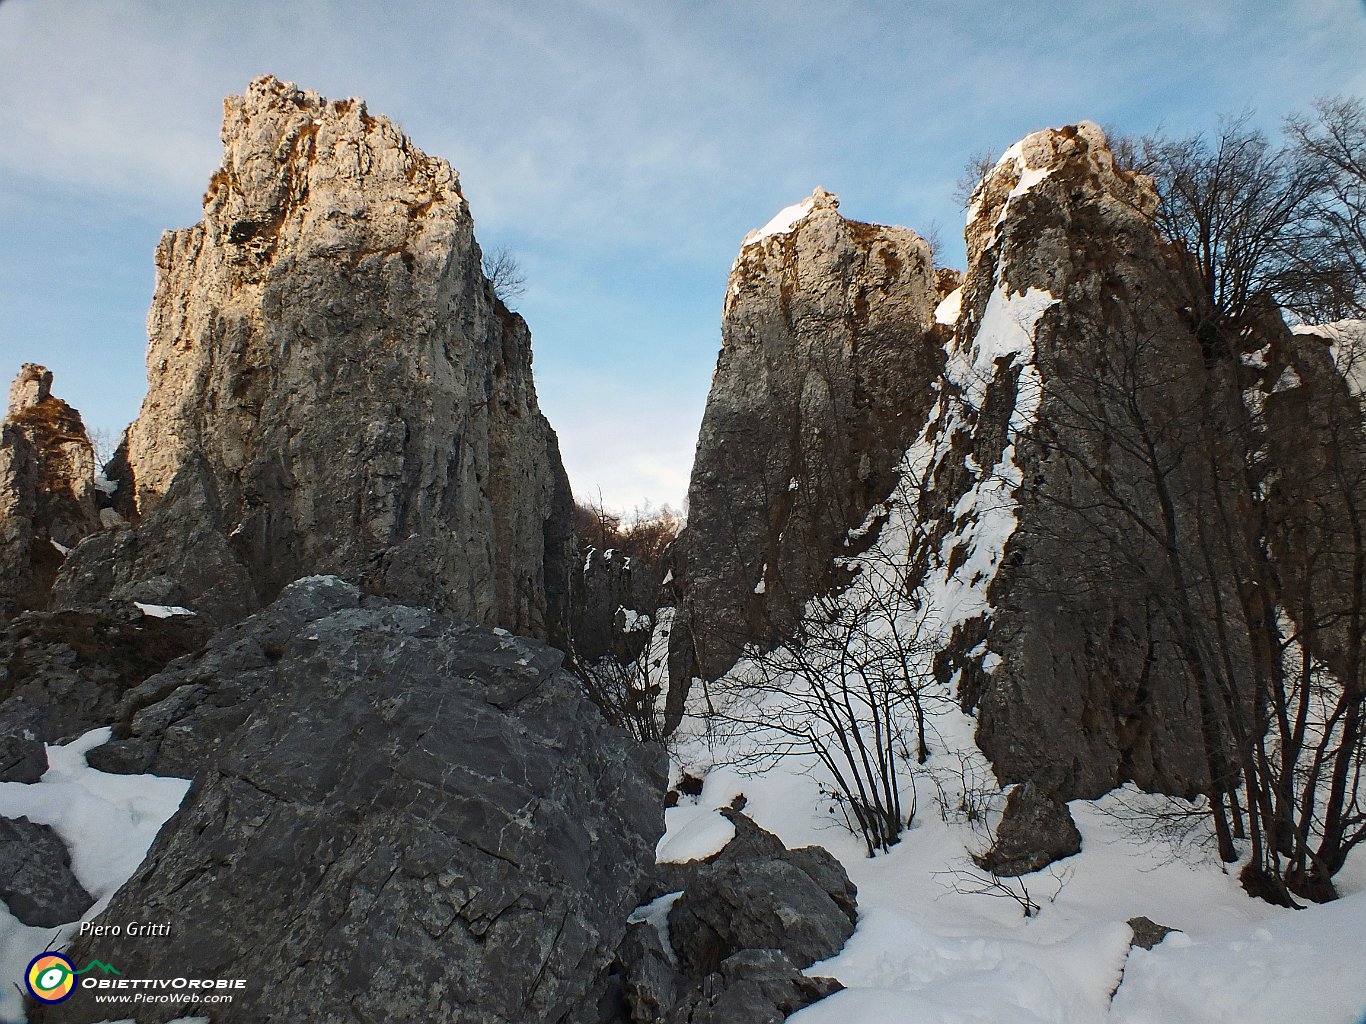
[667,189,942,721]
[974,783,1082,877]
[572,545,663,664]
[55,76,572,639]
[668,858,853,978]
[602,807,851,1023]
[44,576,665,1024]
[0,365,99,615]
[662,950,842,1024]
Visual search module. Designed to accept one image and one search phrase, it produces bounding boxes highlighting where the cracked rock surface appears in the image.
[40,576,665,1024]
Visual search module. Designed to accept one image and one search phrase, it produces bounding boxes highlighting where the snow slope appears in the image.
[650,250,1366,1021]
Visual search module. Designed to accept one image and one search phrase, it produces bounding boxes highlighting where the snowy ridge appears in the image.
[968,127,1058,236]
[906,283,1055,640]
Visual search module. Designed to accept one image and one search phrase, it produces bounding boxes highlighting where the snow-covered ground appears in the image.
[642,234,1366,1022]
[659,691,1366,1024]
[2,689,1362,1023]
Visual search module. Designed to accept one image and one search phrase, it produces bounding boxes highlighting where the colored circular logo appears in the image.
[26,952,76,1004]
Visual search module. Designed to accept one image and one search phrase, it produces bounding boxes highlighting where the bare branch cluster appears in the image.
[1136,99,1366,325]
[706,472,950,857]
[481,244,527,304]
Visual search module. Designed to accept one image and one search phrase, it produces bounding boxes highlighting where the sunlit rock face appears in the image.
[0,364,98,614]
[57,76,573,636]
[667,188,943,722]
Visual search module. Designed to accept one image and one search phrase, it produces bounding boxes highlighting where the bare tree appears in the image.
[706,470,948,856]
[1139,114,1325,330]
[1286,96,1366,320]
[481,244,527,303]
[955,147,1000,207]
[571,607,672,744]
[1022,273,1366,904]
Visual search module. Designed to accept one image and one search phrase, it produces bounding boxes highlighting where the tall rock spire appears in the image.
[0,364,99,613]
[665,187,944,723]
[57,76,572,636]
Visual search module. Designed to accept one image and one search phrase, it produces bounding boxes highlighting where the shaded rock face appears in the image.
[0,365,99,615]
[914,123,1239,805]
[1258,316,1366,692]
[0,606,211,745]
[43,576,665,1024]
[572,545,663,664]
[56,76,572,640]
[668,189,942,717]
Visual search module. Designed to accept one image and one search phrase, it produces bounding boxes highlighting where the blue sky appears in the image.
[2,1,1365,512]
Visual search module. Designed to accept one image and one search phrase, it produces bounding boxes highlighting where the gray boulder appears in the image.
[663,950,842,1024]
[0,815,94,927]
[0,733,46,782]
[613,808,852,1022]
[975,782,1081,877]
[668,859,854,977]
[653,807,856,929]
[41,576,665,1024]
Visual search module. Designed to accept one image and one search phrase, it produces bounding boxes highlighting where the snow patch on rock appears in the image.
[133,601,197,619]
[0,728,190,1023]
[743,196,817,247]
[935,286,963,326]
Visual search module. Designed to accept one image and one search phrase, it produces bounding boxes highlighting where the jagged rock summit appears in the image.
[57,75,573,637]
[0,364,99,614]
[666,187,944,723]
